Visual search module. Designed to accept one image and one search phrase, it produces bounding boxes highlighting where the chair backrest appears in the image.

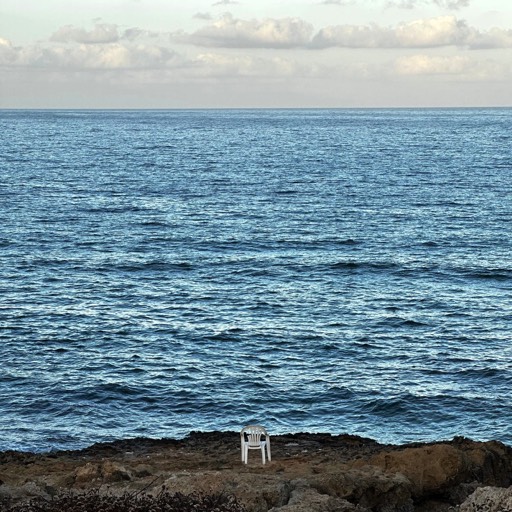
[240,425,268,447]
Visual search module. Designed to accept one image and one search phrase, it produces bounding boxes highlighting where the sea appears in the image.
[0,108,511,453]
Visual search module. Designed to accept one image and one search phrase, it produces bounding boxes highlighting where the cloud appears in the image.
[192,53,311,78]
[212,0,239,5]
[387,0,470,8]
[50,23,121,44]
[0,37,14,51]
[312,16,471,48]
[175,13,314,49]
[311,15,512,49]
[393,53,512,79]
[395,54,472,74]
[436,0,470,8]
[3,13,511,80]
[0,35,320,80]
[193,12,213,21]
[49,23,154,45]
[0,39,182,70]
[395,15,470,46]
[174,14,512,50]
[466,27,512,50]
[123,28,149,41]
[319,0,354,4]
[423,0,471,8]
[319,0,470,9]
[0,37,17,65]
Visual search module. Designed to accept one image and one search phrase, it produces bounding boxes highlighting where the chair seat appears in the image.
[240,425,271,464]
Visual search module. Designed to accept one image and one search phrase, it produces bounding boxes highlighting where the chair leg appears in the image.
[261,445,266,464]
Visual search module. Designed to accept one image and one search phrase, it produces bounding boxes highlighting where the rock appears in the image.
[311,468,413,512]
[2,434,512,512]
[459,486,512,512]
[446,482,480,505]
[74,463,101,484]
[367,444,463,497]
[133,464,153,478]
[364,440,512,499]
[269,479,360,512]
[73,461,131,484]
[0,481,50,502]
[466,441,512,487]
[100,461,131,482]
[161,471,292,512]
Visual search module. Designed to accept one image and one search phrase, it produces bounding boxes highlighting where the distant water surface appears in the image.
[0,108,511,452]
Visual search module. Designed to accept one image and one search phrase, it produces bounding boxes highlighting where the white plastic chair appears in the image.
[240,425,271,464]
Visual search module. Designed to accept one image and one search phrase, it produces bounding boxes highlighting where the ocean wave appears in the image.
[1,108,511,451]
[462,268,512,281]
[97,261,194,273]
[328,260,401,272]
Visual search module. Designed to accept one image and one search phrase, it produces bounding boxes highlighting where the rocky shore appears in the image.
[1,432,512,511]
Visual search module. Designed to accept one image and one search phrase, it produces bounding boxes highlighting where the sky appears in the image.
[1,0,511,108]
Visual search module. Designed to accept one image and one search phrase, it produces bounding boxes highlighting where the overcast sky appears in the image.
[1,0,511,108]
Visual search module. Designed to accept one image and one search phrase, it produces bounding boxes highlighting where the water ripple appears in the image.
[0,108,511,451]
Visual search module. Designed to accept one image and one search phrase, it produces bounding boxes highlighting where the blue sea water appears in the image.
[0,108,511,453]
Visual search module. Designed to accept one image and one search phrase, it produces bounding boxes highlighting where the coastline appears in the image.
[1,431,512,511]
